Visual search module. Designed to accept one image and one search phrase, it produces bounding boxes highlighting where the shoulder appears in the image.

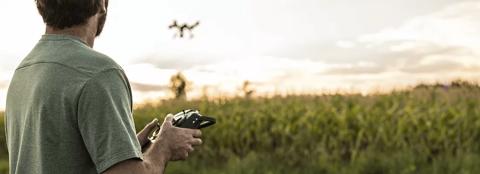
[17,37,128,84]
[66,45,124,77]
[54,42,130,90]
[20,35,125,77]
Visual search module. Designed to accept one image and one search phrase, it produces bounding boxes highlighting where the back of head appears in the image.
[35,0,103,29]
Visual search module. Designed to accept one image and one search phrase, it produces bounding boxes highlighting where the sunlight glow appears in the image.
[0,0,479,110]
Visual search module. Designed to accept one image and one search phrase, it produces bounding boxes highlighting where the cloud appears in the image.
[346,1,480,75]
[125,0,480,98]
[276,1,480,91]
[358,1,480,49]
[322,63,387,75]
[336,40,356,49]
[374,43,475,70]
[131,82,168,93]
[400,60,479,74]
[189,56,331,82]
[135,56,206,70]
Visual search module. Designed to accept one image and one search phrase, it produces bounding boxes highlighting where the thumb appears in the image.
[137,118,159,146]
[163,114,174,126]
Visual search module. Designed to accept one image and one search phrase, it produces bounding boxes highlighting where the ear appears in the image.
[99,0,107,14]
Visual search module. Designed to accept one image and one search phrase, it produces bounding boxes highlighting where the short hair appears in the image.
[35,0,102,29]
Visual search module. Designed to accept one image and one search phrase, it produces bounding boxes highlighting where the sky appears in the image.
[1,0,480,110]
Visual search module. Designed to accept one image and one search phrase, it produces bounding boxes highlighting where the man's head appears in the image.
[35,0,109,36]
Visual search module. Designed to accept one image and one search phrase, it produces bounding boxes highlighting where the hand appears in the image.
[137,118,160,148]
[151,114,203,161]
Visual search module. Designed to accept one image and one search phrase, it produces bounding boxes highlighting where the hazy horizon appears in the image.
[1,0,480,110]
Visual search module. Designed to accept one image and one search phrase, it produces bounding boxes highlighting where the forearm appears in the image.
[103,150,168,174]
[143,147,169,174]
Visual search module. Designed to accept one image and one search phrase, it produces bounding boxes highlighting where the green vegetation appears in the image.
[1,82,480,174]
[0,112,6,174]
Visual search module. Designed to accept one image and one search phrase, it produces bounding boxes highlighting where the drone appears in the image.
[168,20,200,39]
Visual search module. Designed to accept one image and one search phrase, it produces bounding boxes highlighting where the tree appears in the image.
[242,80,255,98]
[169,72,190,100]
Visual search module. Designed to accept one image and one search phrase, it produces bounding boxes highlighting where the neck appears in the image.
[45,18,97,47]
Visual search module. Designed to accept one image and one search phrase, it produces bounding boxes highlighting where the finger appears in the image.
[186,145,194,152]
[183,129,202,138]
[137,119,159,146]
[163,114,174,126]
[137,118,159,137]
[182,151,189,160]
[190,138,203,146]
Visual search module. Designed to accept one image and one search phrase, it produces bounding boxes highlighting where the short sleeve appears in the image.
[4,113,7,149]
[77,69,143,173]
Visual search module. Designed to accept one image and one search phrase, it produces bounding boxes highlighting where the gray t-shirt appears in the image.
[5,34,143,174]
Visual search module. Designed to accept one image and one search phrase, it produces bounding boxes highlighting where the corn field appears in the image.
[1,83,480,174]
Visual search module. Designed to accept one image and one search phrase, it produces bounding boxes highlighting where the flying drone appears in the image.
[169,20,200,39]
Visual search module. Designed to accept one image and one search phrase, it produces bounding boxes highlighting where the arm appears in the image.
[77,66,202,174]
[103,115,202,174]
[102,151,167,174]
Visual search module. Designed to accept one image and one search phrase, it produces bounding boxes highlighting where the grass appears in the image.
[0,112,6,173]
[1,81,480,174]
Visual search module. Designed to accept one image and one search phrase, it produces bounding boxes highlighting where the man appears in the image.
[5,0,202,173]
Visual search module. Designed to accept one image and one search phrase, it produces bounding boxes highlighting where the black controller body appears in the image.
[145,109,216,147]
[172,109,216,129]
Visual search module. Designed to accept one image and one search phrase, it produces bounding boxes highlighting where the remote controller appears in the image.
[146,109,216,144]
[172,109,216,129]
